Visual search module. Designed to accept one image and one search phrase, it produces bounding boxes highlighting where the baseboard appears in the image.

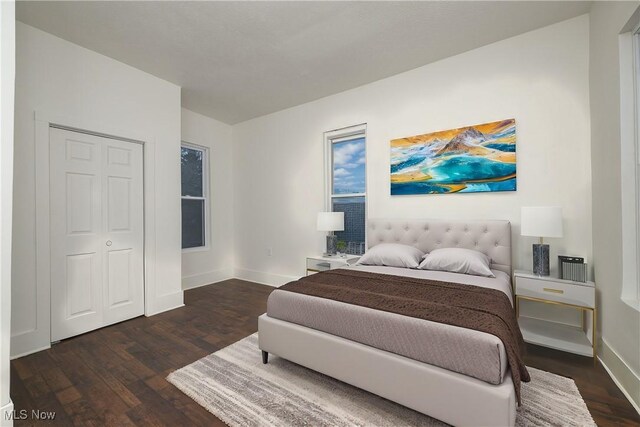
[234,268,299,287]
[1,398,14,426]
[182,268,234,290]
[10,344,51,361]
[599,338,640,414]
[10,326,51,360]
[145,291,184,316]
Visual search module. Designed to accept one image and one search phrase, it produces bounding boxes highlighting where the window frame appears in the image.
[324,124,368,252]
[620,21,640,310]
[631,23,640,290]
[633,26,640,303]
[181,141,210,252]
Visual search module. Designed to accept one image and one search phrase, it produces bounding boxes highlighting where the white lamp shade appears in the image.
[521,206,563,238]
[317,212,344,232]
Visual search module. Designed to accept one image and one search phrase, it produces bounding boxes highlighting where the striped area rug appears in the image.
[167,334,595,427]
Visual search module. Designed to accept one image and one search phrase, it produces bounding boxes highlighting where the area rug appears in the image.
[167,334,595,426]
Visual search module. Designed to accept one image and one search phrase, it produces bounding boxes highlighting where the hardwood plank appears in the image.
[9,279,639,426]
[62,398,103,427]
[40,367,73,393]
[55,387,81,406]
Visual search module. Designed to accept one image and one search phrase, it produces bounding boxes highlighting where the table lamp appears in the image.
[317,212,344,256]
[521,206,563,276]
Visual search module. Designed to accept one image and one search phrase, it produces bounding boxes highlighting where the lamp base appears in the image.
[532,243,550,276]
[326,235,338,256]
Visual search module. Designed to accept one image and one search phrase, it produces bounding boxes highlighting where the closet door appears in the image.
[50,128,144,342]
[102,138,144,325]
[50,129,103,341]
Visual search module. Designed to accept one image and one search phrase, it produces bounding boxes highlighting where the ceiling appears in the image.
[16,1,592,124]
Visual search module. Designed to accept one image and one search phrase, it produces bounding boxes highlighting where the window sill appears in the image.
[182,246,210,254]
[622,297,640,312]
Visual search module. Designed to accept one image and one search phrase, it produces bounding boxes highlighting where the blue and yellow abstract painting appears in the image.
[390,119,516,195]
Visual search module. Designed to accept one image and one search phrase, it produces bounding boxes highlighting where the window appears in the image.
[181,143,208,250]
[325,125,367,255]
[633,26,640,303]
[619,21,640,309]
[636,27,640,279]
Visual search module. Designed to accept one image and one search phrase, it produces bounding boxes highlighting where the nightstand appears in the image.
[514,270,596,358]
[306,254,360,275]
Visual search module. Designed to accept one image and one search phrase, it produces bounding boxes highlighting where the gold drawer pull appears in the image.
[543,287,564,294]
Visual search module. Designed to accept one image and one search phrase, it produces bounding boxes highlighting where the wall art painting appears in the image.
[390,119,516,195]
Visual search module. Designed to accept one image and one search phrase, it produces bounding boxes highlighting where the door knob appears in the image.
[106,240,112,246]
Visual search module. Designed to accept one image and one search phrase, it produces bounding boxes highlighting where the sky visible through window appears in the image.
[332,137,366,194]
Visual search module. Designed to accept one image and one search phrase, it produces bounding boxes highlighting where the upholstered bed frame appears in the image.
[258,219,514,426]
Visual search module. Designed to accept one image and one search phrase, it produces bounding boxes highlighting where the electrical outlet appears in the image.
[267,247,273,257]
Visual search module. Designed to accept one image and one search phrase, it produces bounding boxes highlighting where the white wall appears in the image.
[232,16,592,298]
[181,108,235,288]
[11,22,183,358]
[1,1,15,422]
[589,1,640,410]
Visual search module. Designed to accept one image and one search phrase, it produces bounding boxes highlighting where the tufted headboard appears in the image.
[367,219,512,275]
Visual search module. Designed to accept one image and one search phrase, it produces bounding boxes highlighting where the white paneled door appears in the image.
[50,128,144,342]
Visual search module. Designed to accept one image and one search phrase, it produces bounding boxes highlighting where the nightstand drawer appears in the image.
[516,276,594,308]
[306,258,344,272]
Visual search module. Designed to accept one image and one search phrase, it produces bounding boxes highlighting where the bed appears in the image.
[258,219,518,426]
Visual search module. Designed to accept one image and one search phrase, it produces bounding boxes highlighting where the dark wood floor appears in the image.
[10,279,640,426]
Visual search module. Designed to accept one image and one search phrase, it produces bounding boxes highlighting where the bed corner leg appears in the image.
[262,350,269,364]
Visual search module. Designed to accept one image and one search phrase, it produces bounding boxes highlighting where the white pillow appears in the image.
[357,243,424,269]
[419,248,495,277]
